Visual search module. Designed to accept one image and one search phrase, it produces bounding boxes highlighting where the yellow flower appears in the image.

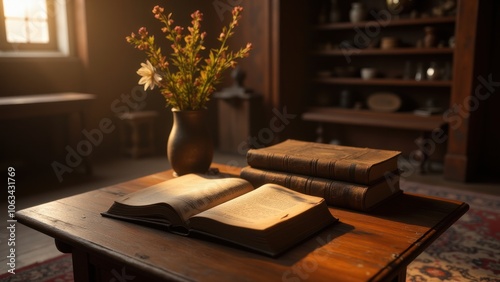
[137,60,162,90]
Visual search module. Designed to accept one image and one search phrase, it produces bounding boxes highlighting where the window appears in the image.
[0,0,69,56]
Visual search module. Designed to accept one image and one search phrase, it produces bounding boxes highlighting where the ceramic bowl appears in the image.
[360,68,377,80]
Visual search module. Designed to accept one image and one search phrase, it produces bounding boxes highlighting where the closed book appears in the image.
[240,166,401,211]
[247,139,401,185]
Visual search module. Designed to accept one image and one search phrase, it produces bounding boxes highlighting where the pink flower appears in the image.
[138,27,148,38]
[174,26,183,35]
[232,6,243,17]
[126,5,251,110]
[159,57,169,69]
[191,10,203,21]
[152,5,164,15]
[125,33,135,43]
[137,42,149,50]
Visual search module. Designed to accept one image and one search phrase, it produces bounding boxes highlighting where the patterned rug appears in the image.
[0,254,73,282]
[1,181,498,282]
[403,179,500,282]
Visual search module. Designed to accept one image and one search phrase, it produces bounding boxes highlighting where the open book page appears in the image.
[190,184,326,230]
[114,174,254,223]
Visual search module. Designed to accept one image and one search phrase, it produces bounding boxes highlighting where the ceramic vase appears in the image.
[349,2,367,23]
[167,108,213,176]
[424,26,437,48]
[386,0,414,14]
[329,0,341,23]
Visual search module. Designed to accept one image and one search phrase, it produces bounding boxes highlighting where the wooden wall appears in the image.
[0,0,226,168]
[1,0,497,182]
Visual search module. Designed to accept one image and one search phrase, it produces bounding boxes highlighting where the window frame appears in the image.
[0,0,70,56]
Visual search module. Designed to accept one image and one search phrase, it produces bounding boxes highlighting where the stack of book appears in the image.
[240,139,402,211]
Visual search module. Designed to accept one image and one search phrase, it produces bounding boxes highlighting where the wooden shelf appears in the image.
[264,0,488,181]
[315,16,456,30]
[314,77,452,87]
[314,47,454,56]
[302,107,446,131]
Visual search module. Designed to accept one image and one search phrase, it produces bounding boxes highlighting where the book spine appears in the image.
[246,151,371,184]
[240,167,369,211]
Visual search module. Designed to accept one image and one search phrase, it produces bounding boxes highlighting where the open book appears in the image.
[102,174,338,256]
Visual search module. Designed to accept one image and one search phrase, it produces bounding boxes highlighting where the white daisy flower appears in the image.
[137,60,162,90]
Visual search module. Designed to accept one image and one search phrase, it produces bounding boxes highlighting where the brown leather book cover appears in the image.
[247,139,401,185]
[240,166,401,211]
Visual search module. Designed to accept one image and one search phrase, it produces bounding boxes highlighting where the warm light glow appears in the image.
[427,68,435,77]
[2,0,49,43]
[3,0,24,18]
[3,0,47,18]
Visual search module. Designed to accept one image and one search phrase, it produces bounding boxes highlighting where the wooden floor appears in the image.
[1,152,499,273]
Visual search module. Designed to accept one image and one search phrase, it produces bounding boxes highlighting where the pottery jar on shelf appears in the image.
[424,26,437,48]
[349,2,367,23]
[329,0,342,23]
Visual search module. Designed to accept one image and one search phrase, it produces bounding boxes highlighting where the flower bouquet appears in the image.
[126,4,251,175]
[126,5,252,111]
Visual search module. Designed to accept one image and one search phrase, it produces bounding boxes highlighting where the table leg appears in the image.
[392,268,407,282]
[414,131,432,174]
[55,239,72,253]
[55,239,94,282]
[72,248,94,282]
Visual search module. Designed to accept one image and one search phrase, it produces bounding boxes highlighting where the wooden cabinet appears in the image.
[292,0,494,180]
[304,1,457,142]
[237,0,495,181]
[442,0,495,181]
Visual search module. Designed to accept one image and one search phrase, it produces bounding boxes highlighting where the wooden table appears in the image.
[0,92,96,173]
[16,164,468,282]
[0,92,95,120]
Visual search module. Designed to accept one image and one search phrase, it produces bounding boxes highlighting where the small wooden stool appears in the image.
[118,111,158,158]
